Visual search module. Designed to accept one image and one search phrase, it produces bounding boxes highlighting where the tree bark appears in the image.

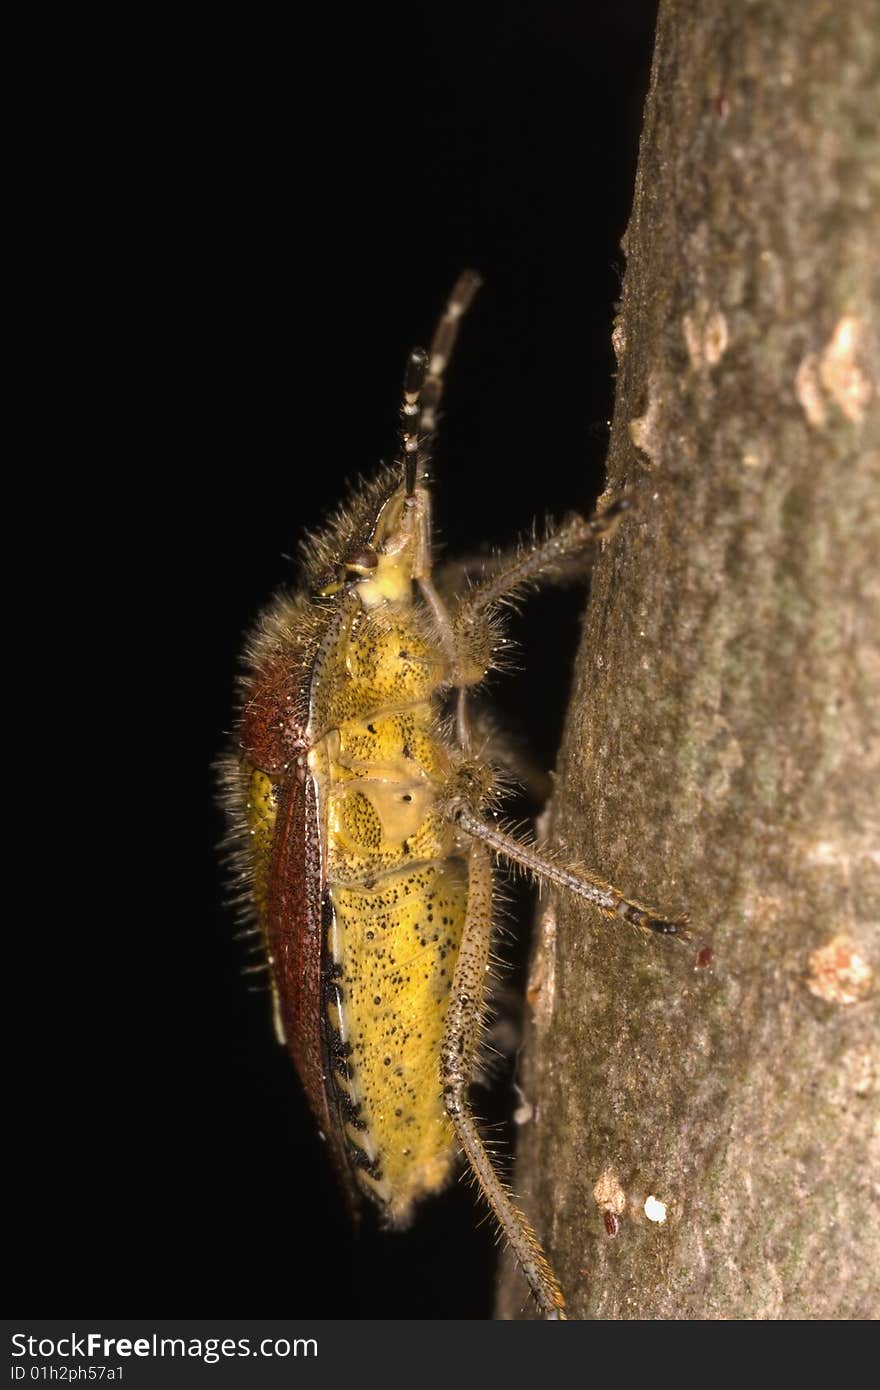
[498,0,880,1320]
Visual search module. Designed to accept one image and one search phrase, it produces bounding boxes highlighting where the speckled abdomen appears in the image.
[313,701,468,1223]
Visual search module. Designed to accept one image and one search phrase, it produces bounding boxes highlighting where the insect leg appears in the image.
[452,498,630,624]
[440,840,567,1319]
[451,807,690,939]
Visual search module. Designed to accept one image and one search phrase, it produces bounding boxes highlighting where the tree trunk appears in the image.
[498,0,880,1320]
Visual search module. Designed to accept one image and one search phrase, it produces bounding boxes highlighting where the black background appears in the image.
[15,2,658,1319]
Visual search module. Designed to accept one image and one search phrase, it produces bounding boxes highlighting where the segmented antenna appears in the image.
[421,268,482,434]
[401,348,429,496]
[399,269,483,495]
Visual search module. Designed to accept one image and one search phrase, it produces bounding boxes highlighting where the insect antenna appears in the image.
[421,268,483,434]
[399,268,483,495]
[401,347,429,496]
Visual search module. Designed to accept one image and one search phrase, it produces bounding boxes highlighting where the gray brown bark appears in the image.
[498,0,880,1320]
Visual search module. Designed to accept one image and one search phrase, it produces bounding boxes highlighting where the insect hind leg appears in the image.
[440,840,567,1319]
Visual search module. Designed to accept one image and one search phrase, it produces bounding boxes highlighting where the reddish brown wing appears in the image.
[267,766,359,1212]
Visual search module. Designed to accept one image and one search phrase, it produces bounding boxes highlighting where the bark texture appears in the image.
[498,0,880,1320]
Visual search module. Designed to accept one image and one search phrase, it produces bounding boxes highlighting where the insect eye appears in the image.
[343,546,379,574]
[315,548,379,598]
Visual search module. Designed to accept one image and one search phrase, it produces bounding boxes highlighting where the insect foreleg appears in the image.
[439,839,566,1319]
[452,498,630,628]
[452,808,689,939]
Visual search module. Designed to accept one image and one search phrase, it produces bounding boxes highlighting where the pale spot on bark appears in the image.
[512,1084,535,1126]
[527,902,557,1031]
[683,299,729,369]
[644,1194,668,1223]
[612,315,627,362]
[593,1169,626,1215]
[795,353,827,426]
[841,1048,876,1098]
[629,384,663,466]
[805,836,880,869]
[819,315,873,423]
[796,315,874,427]
[807,936,874,1005]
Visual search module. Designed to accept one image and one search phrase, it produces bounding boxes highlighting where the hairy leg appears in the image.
[452,807,689,939]
[440,840,566,1318]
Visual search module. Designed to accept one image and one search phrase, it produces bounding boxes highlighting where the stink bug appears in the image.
[219,272,688,1319]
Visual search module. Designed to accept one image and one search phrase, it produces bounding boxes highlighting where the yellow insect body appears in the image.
[226,468,474,1225]
[309,518,467,1221]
